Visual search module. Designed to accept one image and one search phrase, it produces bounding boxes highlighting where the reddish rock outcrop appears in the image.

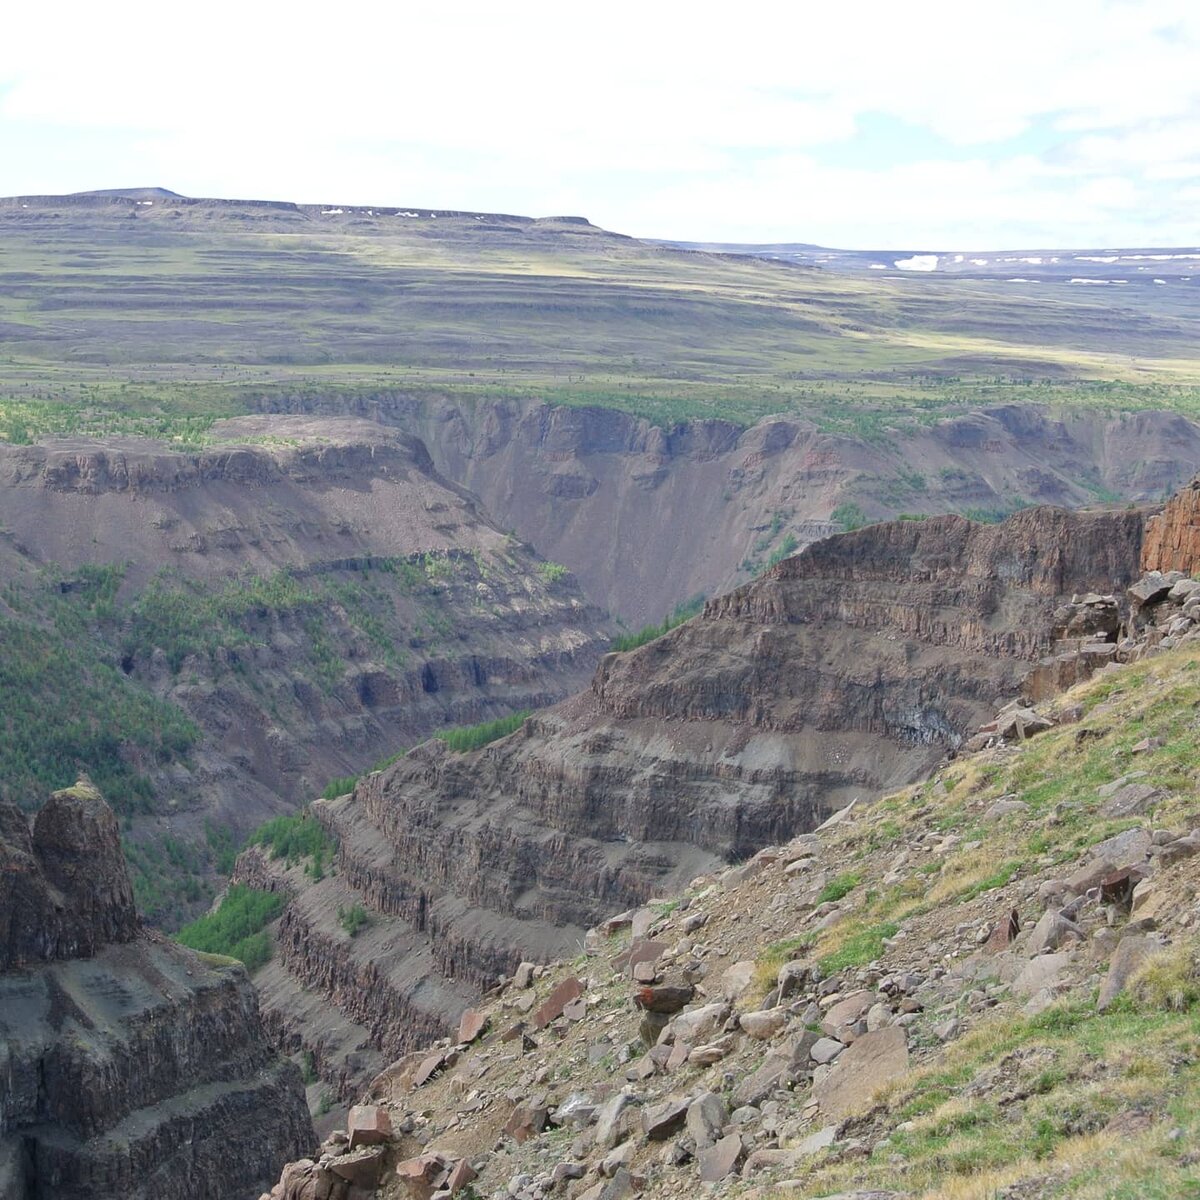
[1142,475,1200,574]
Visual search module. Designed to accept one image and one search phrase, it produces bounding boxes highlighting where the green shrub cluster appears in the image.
[247,810,335,878]
[338,903,369,937]
[436,710,530,752]
[831,501,867,532]
[175,884,284,971]
[764,533,799,571]
[611,595,705,653]
[537,561,569,584]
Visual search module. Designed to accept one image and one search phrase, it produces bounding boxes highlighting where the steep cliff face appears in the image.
[240,504,1147,1096]
[1142,475,1200,574]
[0,416,612,923]
[254,392,1199,624]
[0,783,314,1200]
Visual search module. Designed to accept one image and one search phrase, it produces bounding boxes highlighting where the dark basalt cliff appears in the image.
[239,504,1147,1096]
[0,783,313,1200]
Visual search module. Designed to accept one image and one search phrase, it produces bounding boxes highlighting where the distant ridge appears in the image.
[71,186,186,200]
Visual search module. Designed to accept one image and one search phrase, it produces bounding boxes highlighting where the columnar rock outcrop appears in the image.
[1142,474,1200,575]
[241,505,1147,1096]
[0,782,314,1200]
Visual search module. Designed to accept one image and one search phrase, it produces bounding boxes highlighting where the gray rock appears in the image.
[809,1037,845,1065]
[740,1008,787,1040]
[1026,910,1085,956]
[685,1092,728,1151]
[641,1097,688,1140]
[1013,951,1072,998]
[698,1133,744,1183]
[1101,783,1164,819]
[1098,934,1163,1012]
[595,1094,636,1150]
[812,1026,909,1119]
[984,799,1029,822]
[732,1031,819,1107]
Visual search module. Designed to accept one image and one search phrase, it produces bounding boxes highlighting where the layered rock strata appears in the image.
[242,505,1146,1096]
[0,416,612,910]
[0,782,314,1200]
[261,392,1198,624]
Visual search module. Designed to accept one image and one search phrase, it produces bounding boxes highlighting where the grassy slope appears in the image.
[2,200,1200,440]
[378,646,1200,1200]
[781,647,1200,1198]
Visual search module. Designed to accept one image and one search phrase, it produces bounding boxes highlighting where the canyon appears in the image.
[0,415,611,921]
[238,501,1149,1100]
[260,394,1200,624]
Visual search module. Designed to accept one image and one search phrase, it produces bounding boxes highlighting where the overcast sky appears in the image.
[2,0,1197,248]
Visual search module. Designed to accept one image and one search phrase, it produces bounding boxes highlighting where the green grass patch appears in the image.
[819,922,899,973]
[816,871,862,905]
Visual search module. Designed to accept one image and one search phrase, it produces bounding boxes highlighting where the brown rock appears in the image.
[458,1008,488,1044]
[505,1104,549,1143]
[396,1154,447,1200]
[984,908,1021,953]
[411,1053,445,1088]
[328,1146,386,1188]
[533,977,585,1029]
[813,1026,909,1118]
[348,1104,392,1147]
[634,984,695,1014]
[613,938,667,976]
[446,1159,478,1193]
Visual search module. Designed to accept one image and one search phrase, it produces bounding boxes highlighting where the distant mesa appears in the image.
[70,186,186,200]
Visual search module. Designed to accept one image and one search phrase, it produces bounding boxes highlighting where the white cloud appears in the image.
[1,0,1198,244]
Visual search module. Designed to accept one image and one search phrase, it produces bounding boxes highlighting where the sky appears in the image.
[1,0,1198,249]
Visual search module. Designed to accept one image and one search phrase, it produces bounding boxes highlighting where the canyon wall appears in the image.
[253,392,1200,624]
[0,416,612,920]
[240,503,1147,1096]
[1142,474,1200,574]
[0,782,313,1200]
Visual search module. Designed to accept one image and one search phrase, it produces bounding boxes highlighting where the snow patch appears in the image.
[1118,252,1200,261]
[321,208,344,215]
[868,263,887,270]
[894,254,939,272]
[1076,255,1119,264]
